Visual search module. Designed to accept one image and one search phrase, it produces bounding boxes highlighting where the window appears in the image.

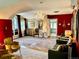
[12,16,18,35]
[50,19,57,36]
[27,20,35,29]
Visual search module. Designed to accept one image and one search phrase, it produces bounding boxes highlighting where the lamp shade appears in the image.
[65,30,72,37]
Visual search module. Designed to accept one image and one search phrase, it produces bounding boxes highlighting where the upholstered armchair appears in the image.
[4,37,13,53]
[4,37,20,53]
[0,37,21,59]
[0,43,7,57]
[48,45,68,59]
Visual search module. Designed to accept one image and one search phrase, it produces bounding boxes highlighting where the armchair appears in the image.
[0,37,21,59]
[4,37,20,53]
[48,45,68,59]
[0,43,7,57]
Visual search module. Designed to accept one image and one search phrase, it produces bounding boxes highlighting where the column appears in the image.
[24,18,27,36]
[76,10,79,41]
[17,15,22,37]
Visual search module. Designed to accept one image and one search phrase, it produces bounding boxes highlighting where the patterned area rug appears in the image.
[17,37,56,52]
[14,36,56,59]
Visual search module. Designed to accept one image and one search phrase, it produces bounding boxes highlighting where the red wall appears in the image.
[0,19,12,44]
[47,14,73,35]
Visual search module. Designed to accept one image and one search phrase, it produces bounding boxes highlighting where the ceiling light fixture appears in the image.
[54,11,59,13]
[40,1,43,4]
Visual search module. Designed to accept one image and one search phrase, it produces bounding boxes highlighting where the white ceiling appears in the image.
[28,0,71,9]
[0,0,77,19]
[0,0,32,19]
